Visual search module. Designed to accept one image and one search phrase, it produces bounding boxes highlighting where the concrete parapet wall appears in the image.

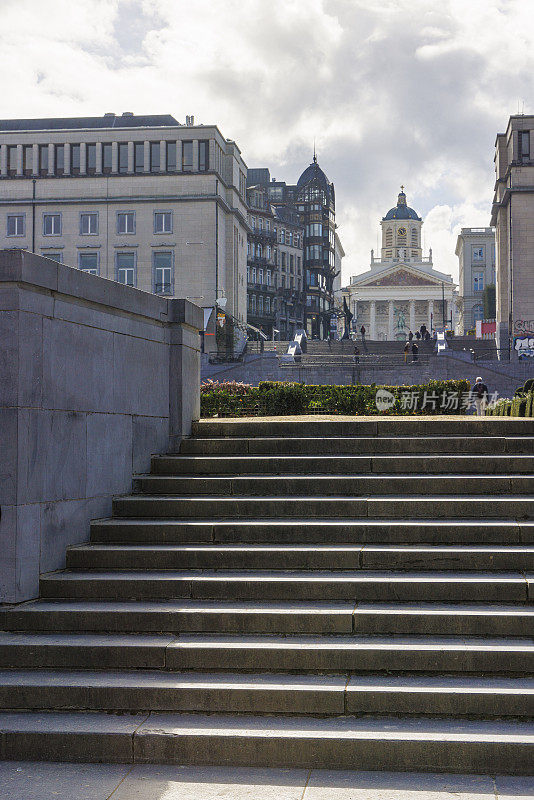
[0,249,202,603]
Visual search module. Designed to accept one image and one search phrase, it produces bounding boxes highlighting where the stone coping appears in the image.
[0,248,203,329]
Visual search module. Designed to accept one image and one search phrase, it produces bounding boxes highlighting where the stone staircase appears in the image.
[1,416,534,774]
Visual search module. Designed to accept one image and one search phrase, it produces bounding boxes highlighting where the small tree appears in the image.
[483,284,496,319]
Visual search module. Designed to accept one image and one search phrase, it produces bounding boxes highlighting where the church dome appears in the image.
[383,188,421,221]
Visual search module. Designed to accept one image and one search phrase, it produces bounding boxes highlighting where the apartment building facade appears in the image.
[248,157,340,339]
[0,113,248,347]
[246,185,305,339]
[455,227,496,333]
[491,114,534,355]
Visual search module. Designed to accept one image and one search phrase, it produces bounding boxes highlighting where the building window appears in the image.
[258,268,264,284]
[7,214,25,237]
[43,213,61,236]
[473,272,484,292]
[150,142,160,173]
[118,143,128,174]
[153,251,173,294]
[133,142,144,173]
[473,304,484,325]
[519,130,530,163]
[259,295,264,313]
[256,244,263,258]
[86,144,96,174]
[258,218,263,232]
[116,251,136,286]
[23,145,33,176]
[280,229,285,244]
[265,297,270,313]
[251,295,256,313]
[71,144,80,175]
[7,145,18,175]
[154,211,172,234]
[199,140,209,171]
[80,212,99,235]
[251,267,257,283]
[166,141,176,171]
[117,211,135,234]
[102,143,112,174]
[266,270,271,286]
[78,252,99,274]
[43,252,62,263]
[55,144,65,175]
[290,254,294,270]
[182,140,193,171]
[472,246,484,262]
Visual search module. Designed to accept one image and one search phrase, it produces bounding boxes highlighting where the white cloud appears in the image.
[0,0,533,284]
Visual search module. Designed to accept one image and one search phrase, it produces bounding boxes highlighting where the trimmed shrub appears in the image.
[200,379,471,418]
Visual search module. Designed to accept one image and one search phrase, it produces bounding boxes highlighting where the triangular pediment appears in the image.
[358,267,442,288]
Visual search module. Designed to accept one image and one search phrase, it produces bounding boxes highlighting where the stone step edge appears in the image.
[1,711,533,773]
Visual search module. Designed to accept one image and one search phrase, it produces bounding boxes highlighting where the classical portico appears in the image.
[342,189,457,340]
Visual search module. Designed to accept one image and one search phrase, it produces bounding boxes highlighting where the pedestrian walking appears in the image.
[412,342,419,362]
[403,342,410,363]
[408,330,413,342]
[415,330,421,340]
[472,376,489,416]
[360,324,366,343]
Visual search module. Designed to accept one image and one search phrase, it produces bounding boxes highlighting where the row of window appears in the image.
[248,217,302,248]
[43,250,175,294]
[4,140,210,176]
[248,295,272,315]
[246,266,300,289]
[246,242,302,271]
[6,211,173,238]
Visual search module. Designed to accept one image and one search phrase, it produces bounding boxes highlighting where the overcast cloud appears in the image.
[1,0,533,283]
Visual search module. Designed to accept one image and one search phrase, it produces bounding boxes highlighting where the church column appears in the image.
[370,300,376,340]
[409,299,415,334]
[428,299,434,331]
[388,300,394,341]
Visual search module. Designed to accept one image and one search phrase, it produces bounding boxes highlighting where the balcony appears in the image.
[250,229,276,243]
[248,255,274,268]
[248,282,276,293]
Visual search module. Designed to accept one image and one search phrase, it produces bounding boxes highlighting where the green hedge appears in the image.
[200,379,471,417]
[486,391,534,416]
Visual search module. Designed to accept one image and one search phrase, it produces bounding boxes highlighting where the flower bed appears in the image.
[200,379,472,417]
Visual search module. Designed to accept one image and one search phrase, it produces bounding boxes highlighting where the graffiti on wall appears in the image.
[514,320,534,334]
[514,336,534,358]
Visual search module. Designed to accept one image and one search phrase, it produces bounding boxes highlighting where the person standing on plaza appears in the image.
[412,341,419,362]
[360,324,366,343]
[408,330,413,342]
[472,376,489,416]
[403,341,410,363]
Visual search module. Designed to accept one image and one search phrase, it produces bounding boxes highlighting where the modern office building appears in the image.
[455,227,496,333]
[247,156,340,339]
[0,113,249,348]
[491,114,534,355]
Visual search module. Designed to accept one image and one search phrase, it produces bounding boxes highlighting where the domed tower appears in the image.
[381,187,422,263]
[296,154,336,339]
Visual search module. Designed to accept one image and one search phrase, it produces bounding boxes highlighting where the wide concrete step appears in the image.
[1,711,532,772]
[153,453,534,475]
[192,418,534,438]
[66,543,534,572]
[3,601,534,637]
[132,474,534,497]
[90,519,534,545]
[0,670,532,718]
[156,634,534,673]
[180,435,534,456]
[38,569,533,602]
[112,495,534,519]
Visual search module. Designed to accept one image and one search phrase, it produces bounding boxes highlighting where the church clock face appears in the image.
[398,226,407,236]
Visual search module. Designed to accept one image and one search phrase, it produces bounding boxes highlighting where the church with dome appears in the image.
[342,188,457,340]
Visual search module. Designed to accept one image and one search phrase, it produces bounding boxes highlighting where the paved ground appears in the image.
[1,762,533,799]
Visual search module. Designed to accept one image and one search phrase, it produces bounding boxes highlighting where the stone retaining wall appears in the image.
[0,249,202,603]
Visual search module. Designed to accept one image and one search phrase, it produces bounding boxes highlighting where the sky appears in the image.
[1,0,533,285]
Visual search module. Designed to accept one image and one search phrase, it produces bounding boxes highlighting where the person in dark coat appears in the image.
[412,342,419,362]
[408,331,413,342]
[472,376,489,416]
